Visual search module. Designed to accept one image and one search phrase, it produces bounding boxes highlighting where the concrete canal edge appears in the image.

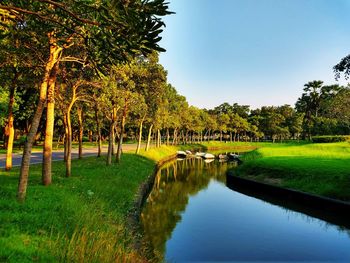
[226,170,350,227]
[127,153,177,258]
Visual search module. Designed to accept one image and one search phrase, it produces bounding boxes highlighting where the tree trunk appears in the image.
[117,100,127,163]
[155,129,158,147]
[166,128,170,145]
[172,128,177,145]
[42,58,60,186]
[94,103,102,157]
[107,107,117,165]
[156,129,161,147]
[107,122,114,165]
[220,130,222,142]
[230,131,232,143]
[77,107,83,159]
[145,124,153,151]
[112,126,116,156]
[88,130,93,142]
[65,111,72,177]
[17,38,62,201]
[136,118,144,154]
[5,71,19,171]
[63,115,68,162]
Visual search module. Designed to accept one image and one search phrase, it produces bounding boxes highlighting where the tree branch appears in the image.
[60,56,86,64]
[36,0,100,26]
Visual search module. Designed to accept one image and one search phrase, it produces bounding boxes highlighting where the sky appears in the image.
[158,0,350,109]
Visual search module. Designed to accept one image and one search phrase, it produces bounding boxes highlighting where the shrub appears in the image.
[14,136,27,147]
[82,136,88,142]
[312,135,350,143]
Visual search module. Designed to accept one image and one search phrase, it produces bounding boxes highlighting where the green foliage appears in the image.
[312,135,350,143]
[0,1,172,69]
[0,88,8,128]
[334,54,350,80]
[295,81,348,137]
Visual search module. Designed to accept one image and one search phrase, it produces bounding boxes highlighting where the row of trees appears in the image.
[0,0,172,200]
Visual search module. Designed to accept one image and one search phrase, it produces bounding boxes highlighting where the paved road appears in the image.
[0,144,139,168]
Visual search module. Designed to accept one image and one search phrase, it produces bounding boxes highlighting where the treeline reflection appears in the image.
[141,157,238,260]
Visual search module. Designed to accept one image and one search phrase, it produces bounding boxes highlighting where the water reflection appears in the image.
[141,158,238,260]
[141,157,350,262]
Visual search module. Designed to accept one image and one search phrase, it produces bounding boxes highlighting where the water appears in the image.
[141,157,350,262]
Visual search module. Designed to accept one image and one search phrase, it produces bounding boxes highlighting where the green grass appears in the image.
[138,146,178,162]
[0,154,154,262]
[236,142,350,201]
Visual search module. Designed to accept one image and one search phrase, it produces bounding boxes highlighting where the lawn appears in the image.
[0,154,155,262]
[236,142,350,201]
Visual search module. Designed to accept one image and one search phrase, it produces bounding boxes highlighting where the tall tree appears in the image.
[296,81,342,139]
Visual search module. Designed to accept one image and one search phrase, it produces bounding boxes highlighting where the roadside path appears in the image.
[0,144,139,168]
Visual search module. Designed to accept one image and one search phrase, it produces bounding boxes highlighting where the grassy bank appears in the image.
[0,154,157,262]
[235,142,350,201]
[138,142,257,162]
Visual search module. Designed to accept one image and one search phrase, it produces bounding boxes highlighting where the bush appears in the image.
[312,135,350,143]
[82,136,91,142]
[13,136,27,147]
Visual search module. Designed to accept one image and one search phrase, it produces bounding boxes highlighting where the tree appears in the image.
[325,86,350,134]
[334,55,350,80]
[232,103,250,118]
[0,0,172,201]
[296,81,343,139]
[56,63,94,177]
[134,53,167,151]
[0,12,43,170]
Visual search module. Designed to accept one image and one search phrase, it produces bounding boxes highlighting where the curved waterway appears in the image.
[141,157,350,262]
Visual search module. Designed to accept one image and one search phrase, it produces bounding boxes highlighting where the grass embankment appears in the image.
[236,142,350,201]
[0,154,156,262]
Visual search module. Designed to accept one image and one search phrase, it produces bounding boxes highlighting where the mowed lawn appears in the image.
[0,154,156,262]
[238,142,350,201]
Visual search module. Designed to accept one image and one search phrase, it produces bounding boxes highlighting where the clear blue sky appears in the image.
[159,0,350,109]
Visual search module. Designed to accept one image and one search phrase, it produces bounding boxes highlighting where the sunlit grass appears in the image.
[255,142,350,159]
[237,142,350,201]
[138,145,178,162]
[0,154,153,262]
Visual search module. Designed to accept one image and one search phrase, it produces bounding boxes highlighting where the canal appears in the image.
[141,157,350,262]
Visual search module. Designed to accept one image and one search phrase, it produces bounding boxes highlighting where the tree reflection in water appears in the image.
[141,157,238,261]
